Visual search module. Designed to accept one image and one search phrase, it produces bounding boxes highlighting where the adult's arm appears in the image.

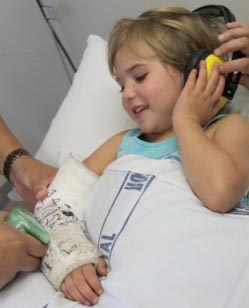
[0,117,56,204]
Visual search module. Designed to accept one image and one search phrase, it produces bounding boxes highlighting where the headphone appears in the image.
[183,5,245,109]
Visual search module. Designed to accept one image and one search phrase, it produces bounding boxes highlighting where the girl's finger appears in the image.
[64,275,92,306]
[184,68,198,89]
[61,282,75,301]
[195,60,207,91]
[212,74,226,102]
[97,258,108,276]
[61,282,70,299]
[83,264,103,296]
[205,63,221,94]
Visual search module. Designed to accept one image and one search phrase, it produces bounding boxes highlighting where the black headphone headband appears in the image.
[193,5,243,62]
[192,5,235,23]
[185,5,244,100]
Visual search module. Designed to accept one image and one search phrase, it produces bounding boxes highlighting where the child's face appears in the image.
[114,46,183,140]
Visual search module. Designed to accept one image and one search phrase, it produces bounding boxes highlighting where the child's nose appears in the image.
[122,83,136,103]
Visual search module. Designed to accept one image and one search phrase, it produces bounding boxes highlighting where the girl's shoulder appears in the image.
[206,113,249,142]
[84,129,129,175]
[213,113,249,130]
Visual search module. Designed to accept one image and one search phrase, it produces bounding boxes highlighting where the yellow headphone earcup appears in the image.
[205,54,228,110]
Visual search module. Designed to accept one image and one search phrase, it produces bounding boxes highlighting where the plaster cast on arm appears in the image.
[34,158,100,290]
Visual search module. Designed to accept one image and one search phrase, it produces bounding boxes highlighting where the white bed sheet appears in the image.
[2,155,249,308]
[1,272,54,307]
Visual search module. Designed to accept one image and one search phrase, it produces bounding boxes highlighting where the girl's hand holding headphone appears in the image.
[214,22,249,89]
[173,60,225,127]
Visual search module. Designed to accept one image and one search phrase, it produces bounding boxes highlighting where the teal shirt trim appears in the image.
[118,114,228,160]
[118,128,179,159]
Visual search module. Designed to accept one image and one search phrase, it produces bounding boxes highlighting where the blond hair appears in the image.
[108,6,224,75]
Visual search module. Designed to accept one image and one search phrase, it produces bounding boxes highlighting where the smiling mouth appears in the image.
[133,105,149,114]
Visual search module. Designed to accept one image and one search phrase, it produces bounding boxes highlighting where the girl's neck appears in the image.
[140,128,174,143]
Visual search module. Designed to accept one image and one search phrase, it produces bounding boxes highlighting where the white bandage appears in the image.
[34,158,100,290]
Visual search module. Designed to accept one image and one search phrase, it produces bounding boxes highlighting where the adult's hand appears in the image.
[214,22,249,89]
[0,212,47,289]
[10,156,57,205]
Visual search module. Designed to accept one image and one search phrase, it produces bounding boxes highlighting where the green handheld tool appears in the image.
[6,207,50,245]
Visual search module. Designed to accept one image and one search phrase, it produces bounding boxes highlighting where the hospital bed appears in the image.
[1,34,249,308]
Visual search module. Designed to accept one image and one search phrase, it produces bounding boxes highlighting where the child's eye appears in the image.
[120,86,124,93]
[135,73,147,82]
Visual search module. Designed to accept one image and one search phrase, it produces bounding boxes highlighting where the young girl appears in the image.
[34,6,249,306]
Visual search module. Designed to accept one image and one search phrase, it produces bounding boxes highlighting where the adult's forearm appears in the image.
[0,117,22,173]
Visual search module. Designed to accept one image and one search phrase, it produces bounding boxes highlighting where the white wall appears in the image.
[47,0,249,67]
[0,0,70,153]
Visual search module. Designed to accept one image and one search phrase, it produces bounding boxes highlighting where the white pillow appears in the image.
[35,34,134,166]
[9,35,135,200]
